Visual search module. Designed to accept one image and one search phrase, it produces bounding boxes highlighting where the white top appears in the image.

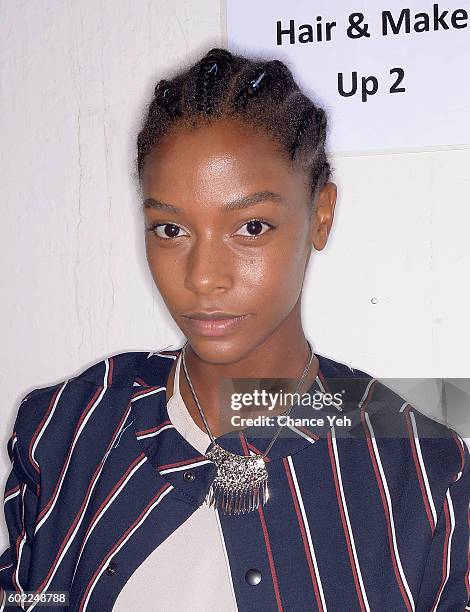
[113,352,238,611]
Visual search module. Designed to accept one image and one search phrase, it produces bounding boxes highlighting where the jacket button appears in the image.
[105,562,117,576]
[245,568,262,585]
[183,470,195,482]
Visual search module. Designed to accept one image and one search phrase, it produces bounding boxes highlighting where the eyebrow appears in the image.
[142,191,285,213]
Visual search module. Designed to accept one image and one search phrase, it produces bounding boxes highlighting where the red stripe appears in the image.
[450,430,465,479]
[157,456,207,471]
[136,420,172,437]
[297,425,320,441]
[283,458,323,610]
[131,385,165,400]
[36,386,104,524]
[317,369,330,393]
[431,498,452,610]
[403,405,435,532]
[327,431,368,612]
[29,384,63,475]
[361,403,413,612]
[4,484,21,498]
[466,506,470,599]
[12,484,26,595]
[107,357,114,387]
[71,452,147,580]
[240,432,283,610]
[258,503,284,612]
[247,442,271,460]
[79,482,172,611]
[239,431,249,455]
[33,406,135,594]
[159,349,181,357]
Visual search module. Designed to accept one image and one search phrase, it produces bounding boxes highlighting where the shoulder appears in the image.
[316,351,469,486]
[8,346,181,489]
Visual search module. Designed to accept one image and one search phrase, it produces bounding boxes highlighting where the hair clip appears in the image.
[250,70,266,90]
[154,80,169,97]
[208,61,218,75]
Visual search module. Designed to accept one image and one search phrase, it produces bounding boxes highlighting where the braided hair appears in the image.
[136,48,332,214]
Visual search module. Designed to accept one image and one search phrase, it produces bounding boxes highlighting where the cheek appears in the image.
[238,241,306,295]
[145,238,177,292]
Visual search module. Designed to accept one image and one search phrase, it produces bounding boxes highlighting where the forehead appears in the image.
[141,117,298,199]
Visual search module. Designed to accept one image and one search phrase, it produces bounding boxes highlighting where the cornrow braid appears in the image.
[135,48,332,209]
[153,79,181,120]
[194,48,235,114]
[290,105,317,159]
[231,59,297,112]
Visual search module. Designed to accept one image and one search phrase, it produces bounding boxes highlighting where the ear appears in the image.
[309,182,337,251]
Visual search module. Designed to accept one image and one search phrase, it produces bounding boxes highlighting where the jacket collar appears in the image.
[130,346,373,470]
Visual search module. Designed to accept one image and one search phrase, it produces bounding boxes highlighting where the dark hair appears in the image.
[135,47,332,214]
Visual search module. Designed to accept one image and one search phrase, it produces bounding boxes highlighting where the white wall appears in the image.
[1,0,468,548]
[0,0,223,547]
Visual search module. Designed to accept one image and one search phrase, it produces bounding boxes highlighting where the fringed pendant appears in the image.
[205,443,269,515]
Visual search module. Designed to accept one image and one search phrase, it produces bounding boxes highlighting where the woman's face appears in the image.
[141,117,336,363]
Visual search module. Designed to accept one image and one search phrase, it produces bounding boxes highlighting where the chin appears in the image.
[184,335,253,365]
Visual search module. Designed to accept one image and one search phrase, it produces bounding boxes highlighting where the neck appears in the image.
[167,303,319,438]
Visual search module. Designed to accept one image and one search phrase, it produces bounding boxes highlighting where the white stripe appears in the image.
[215,509,239,611]
[70,455,148,585]
[314,375,325,393]
[30,380,68,471]
[10,435,17,457]
[147,344,177,359]
[130,386,166,402]
[136,423,175,440]
[82,485,174,612]
[399,402,409,412]
[431,489,456,612]
[453,434,466,482]
[28,404,134,610]
[159,459,213,474]
[409,411,438,527]
[14,485,27,611]
[315,374,343,412]
[34,360,110,535]
[330,432,370,611]
[358,378,377,410]
[287,455,328,611]
[4,488,21,505]
[364,411,415,610]
[147,348,178,360]
[287,424,316,444]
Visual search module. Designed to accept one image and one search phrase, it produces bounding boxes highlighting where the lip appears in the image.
[182,313,250,337]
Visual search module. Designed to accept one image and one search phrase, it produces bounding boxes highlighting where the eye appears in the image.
[146,222,189,240]
[235,219,274,238]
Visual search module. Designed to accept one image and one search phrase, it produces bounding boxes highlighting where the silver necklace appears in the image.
[181,340,314,515]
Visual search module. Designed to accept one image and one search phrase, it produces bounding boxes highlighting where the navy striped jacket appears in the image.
[0,346,469,611]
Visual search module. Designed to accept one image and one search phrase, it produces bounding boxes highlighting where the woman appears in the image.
[0,48,468,612]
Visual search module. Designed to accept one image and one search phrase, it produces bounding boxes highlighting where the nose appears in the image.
[184,235,233,295]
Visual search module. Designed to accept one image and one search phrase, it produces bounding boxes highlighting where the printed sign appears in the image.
[226,0,470,153]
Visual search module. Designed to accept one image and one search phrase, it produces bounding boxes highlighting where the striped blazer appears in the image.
[0,346,469,611]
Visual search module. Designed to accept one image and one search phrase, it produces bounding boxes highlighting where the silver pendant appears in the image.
[205,443,269,515]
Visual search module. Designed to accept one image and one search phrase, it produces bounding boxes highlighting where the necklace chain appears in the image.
[181,339,314,459]
[179,340,314,514]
